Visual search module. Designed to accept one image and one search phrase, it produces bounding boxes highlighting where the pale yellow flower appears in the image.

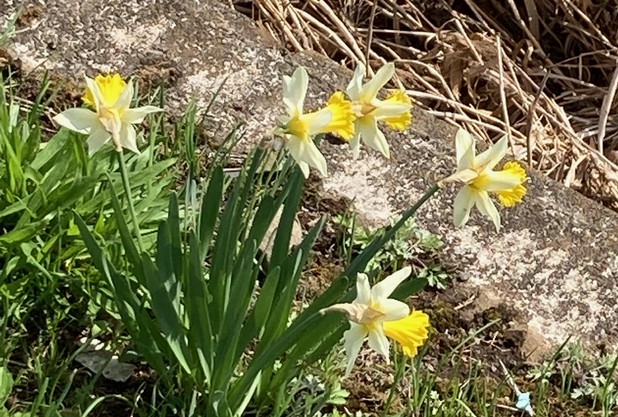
[346,63,412,158]
[322,266,429,375]
[445,129,528,231]
[54,74,161,155]
[278,67,355,178]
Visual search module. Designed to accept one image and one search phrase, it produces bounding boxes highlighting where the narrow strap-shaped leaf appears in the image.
[344,184,441,281]
[155,220,182,316]
[208,175,242,328]
[45,176,99,215]
[79,158,177,212]
[198,166,224,261]
[30,130,69,170]
[245,196,277,247]
[251,266,281,335]
[106,173,140,267]
[142,253,192,374]
[104,259,169,375]
[209,150,263,328]
[229,308,325,412]
[261,216,325,346]
[391,277,428,299]
[268,170,303,269]
[232,264,282,369]
[166,193,183,279]
[142,253,182,336]
[268,316,345,392]
[211,240,260,392]
[75,213,167,373]
[186,233,213,382]
[73,213,107,272]
[0,219,46,246]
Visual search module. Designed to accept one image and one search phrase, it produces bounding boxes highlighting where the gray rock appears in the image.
[3,0,618,359]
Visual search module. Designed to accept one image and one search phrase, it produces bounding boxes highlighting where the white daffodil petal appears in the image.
[115,80,134,109]
[476,136,508,171]
[367,328,390,359]
[344,323,367,376]
[453,186,476,227]
[355,273,372,304]
[303,139,328,176]
[86,127,112,155]
[286,135,303,163]
[283,67,308,115]
[361,63,394,100]
[373,128,390,159]
[54,108,99,134]
[480,170,523,191]
[297,160,310,178]
[122,106,162,124]
[372,101,412,119]
[476,191,501,231]
[286,136,327,177]
[349,131,362,159]
[282,75,295,115]
[455,128,475,170]
[347,64,365,100]
[307,108,333,135]
[119,124,139,153]
[358,116,389,157]
[378,299,410,322]
[84,76,103,110]
[441,168,478,184]
[372,266,411,299]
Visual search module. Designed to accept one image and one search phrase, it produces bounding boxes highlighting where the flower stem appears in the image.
[382,351,408,417]
[117,151,144,252]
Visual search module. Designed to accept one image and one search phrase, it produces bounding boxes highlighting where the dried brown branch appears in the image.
[237,0,618,209]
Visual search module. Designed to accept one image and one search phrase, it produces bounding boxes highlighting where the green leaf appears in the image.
[198,166,224,261]
[212,239,259,392]
[252,266,281,332]
[186,233,213,381]
[229,308,326,412]
[208,159,253,328]
[142,253,181,337]
[269,171,303,268]
[46,176,100,213]
[0,367,13,405]
[141,253,191,374]
[262,217,325,345]
[165,193,183,280]
[0,199,28,219]
[107,174,141,267]
[392,277,428,299]
[79,158,176,213]
[0,220,46,246]
[30,129,71,170]
[39,150,73,194]
[155,217,181,316]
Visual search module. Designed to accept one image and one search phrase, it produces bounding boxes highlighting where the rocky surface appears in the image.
[2,0,618,360]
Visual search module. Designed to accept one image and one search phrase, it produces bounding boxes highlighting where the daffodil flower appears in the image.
[54,74,162,155]
[444,129,528,231]
[346,63,413,158]
[322,266,430,375]
[276,67,355,178]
